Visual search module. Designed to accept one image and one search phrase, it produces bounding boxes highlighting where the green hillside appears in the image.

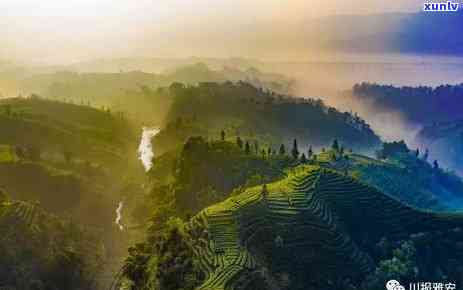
[0,97,146,289]
[1,63,292,125]
[117,132,463,290]
[121,164,463,290]
[0,97,135,166]
[153,82,381,155]
[0,97,142,218]
[0,193,105,290]
[316,147,463,210]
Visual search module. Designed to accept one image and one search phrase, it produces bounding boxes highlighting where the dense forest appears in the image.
[153,81,380,154]
[352,82,463,174]
[0,96,144,289]
[3,1,463,289]
[1,62,463,290]
[352,82,463,124]
[0,191,105,290]
[0,63,292,124]
[119,137,463,290]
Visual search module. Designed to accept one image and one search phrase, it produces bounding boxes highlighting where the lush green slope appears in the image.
[171,137,293,213]
[0,97,145,288]
[317,147,463,210]
[153,82,381,154]
[1,63,291,124]
[0,97,135,165]
[182,166,463,290]
[0,97,143,226]
[120,145,463,290]
[0,193,105,290]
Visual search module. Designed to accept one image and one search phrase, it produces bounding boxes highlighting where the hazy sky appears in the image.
[0,0,424,64]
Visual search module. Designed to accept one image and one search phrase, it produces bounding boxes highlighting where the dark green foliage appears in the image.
[336,149,463,210]
[254,140,259,155]
[121,218,203,290]
[162,165,463,290]
[0,199,105,290]
[291,139,299,159]
[376,140,409,159]
[279,144,286,155]
[123,138,463,290]
[0,162,83,214]
[364,226,463,290]
[162,82,380,153]
[245,141,251,155]
[363,241,417,289]
[0,98,135,166]
[153,117,208,155]
[332,139,339,151]
[300,153,307,163]
[353,82,463,124]
[172,137,289,213]
[221,130,226,141]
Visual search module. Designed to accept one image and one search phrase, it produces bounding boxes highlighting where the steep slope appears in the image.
[0,195,105,290]
[186,165,463,290]
[318,148,463,210]
[0,97,135,165]
[0,97,143,227]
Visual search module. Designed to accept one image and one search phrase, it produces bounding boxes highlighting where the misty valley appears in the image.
[1,4,463,290]
[1,59,463,290]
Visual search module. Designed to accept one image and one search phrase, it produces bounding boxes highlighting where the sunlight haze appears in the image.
[1,0,424,64]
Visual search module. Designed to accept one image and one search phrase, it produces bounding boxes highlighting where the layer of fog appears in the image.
[0,0,426,65]
[256,56,463,149]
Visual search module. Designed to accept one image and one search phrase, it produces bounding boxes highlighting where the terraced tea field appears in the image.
[188,165,463,290]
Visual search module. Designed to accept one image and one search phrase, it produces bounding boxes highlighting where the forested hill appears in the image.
[0,63,292,125]
[0,191,105,290]
[352,82,463,124]
[154,82,381,153]
[119,142,463,290]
